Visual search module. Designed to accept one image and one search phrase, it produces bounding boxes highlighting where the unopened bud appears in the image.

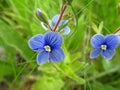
[36,9,49,25]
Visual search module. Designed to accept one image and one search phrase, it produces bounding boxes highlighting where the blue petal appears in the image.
[52,14,60,24]
[91,34,104,48]
[105,34,119,49]
[49,48,65,62]
[28,34,45,52]
[60,26,70,35]
[59,20,68,26]
[51,14,68,27]
[44,31,62,48]
[37,51,49,65]
[62,20,68,25]
[90,48,101,59]
[102,49,115,60]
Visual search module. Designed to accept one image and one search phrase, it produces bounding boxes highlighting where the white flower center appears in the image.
[44,45,51,52]
[101,45,107,50]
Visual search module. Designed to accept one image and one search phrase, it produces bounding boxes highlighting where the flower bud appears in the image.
[36,8,49,25]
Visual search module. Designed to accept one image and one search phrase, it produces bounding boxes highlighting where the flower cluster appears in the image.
[28,5,69,65]
[28,4,120,65]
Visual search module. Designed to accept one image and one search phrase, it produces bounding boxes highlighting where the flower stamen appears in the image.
[101,45,107,50]
[44,45,51,52]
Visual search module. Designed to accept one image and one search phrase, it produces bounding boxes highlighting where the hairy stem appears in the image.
[113,27,120,34]
[53,5,67,32]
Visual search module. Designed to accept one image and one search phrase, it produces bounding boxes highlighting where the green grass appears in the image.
[0,0,120,90]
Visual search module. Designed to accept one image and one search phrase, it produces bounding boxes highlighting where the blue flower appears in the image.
[28,31,65,65]
[90,34,119,60]
[41,14,70,35]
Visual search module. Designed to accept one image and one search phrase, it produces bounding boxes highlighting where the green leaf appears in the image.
[0,60,13,80]
[92,22,98,33]
[60,64,85,84]
[31,76,64,90]
[93,82,119,90]
[98,21,103,33]
[0,20,34,60]
[70,61,88,73]
[102,59,113,71]
[92,22,103,33]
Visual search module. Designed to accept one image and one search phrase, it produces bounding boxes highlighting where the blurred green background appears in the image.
[0,0,120,90]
